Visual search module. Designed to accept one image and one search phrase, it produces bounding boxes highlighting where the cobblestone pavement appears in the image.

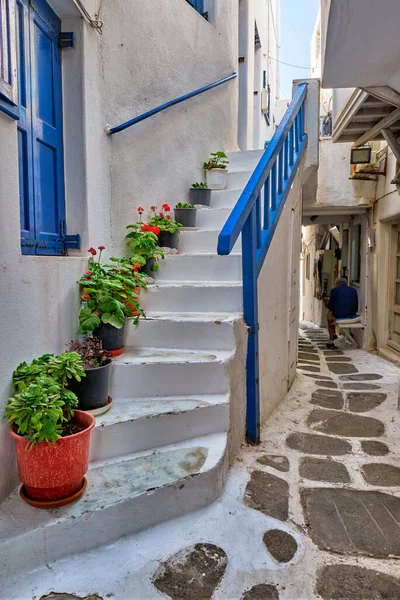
[4,324,400,600]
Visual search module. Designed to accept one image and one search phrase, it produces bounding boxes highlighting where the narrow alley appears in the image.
[4,324,400,600]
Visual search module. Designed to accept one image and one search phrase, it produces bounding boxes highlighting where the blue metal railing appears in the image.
[108,73,237,135]
[218,82,308,443]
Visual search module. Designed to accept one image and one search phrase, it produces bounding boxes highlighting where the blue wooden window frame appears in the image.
[17,0,71,255]
[185,0,207,19]
[0,0,19,118]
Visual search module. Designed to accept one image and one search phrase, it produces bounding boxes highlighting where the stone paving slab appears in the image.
[325,356,352,362]
[242,584,279,600]
[307,409,385,437]
[340,373,383,381]
[286,432,351,455]
[361,463,400,486]
[315,381,338,389]
[297,365,321,373]
[328,363,358,374]
[361,440,389,456]
[311,389,344,410]
[343,382,381,390]
[256,454,289,472]
[299,457,350,483]
[301,487,400,558]
[347,392,387,413]
[244,471,289,521]
[263,529,298,563]
[316,565,400,599]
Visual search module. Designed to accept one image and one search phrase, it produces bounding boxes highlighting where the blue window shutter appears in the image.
[185,0,205,17]
[0,0,19,118]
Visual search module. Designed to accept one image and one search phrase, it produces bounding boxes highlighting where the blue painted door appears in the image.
[17,0,65,255]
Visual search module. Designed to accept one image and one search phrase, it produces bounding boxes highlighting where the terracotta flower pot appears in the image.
[11,410,95,503]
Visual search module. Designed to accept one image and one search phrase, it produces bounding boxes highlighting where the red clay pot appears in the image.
[11,410,95,502]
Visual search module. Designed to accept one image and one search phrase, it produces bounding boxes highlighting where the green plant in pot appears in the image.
[148,204,182,249]
[68,336,112,415]
[189,182,212,206]
[79,246,145,356]
[4,352,95,506]
[126,207,165,276]
[203,151,229,190]
[174,203,197,228]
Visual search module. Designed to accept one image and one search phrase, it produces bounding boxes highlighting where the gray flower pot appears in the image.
[174,208,197,228]
[189,188,212,206]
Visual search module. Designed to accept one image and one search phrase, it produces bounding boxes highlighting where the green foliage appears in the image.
[149,207,182,235]
[78,254,146,332]
[125,223,165,268]
[5,352,85,446]
[175,203,196,209]
[68,336,108,369]
[191,182,208,189]
[203,151,229,171]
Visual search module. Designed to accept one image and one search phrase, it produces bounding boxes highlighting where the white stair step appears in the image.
[155,253,241,282]
[141,281,243,313]
[0,433,228,578]
[210,188,242,208]
[178,230,241,254]
[196,207,232,229]
[110,348,233,397]
[90,394,229,462]
[227,149,264,170]
[127,312,242,350]
[227,170,252,189]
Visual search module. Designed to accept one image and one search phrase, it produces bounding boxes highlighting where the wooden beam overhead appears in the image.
[355,108,400,147]
[381,128,400,164]
[362,86,400,110]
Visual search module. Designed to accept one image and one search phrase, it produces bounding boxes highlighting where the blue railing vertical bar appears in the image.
[217,82,308,443]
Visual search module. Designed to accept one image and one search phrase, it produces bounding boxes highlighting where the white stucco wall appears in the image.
[0,0,242,501]
[258,170,302,424]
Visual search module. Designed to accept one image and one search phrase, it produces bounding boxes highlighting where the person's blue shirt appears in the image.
[328,284,358,319]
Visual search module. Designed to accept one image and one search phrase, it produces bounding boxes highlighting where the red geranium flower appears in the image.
[162,203,170,212]
[86,271,93,275]
[150,205,157,212]
[159,212,164,218]
[166,215,171,220]
[133,264,141,272]
[137,206,144,213]
[151,226,160,235]
[141,224,152,232]
[98,245,105,250]
[88,247,97,255]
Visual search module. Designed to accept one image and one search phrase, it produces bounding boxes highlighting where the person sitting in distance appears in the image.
[326,277,358,348]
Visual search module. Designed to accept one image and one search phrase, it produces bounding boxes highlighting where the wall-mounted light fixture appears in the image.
[350,147,372,164]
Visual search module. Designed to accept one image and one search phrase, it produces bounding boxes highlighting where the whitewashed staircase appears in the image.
[0,150,263,578]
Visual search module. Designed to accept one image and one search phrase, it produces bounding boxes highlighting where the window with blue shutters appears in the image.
[16,0,79,255]
[185,0,207,19]
[0,0,19,118]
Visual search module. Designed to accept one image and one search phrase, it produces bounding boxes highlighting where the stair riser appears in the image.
[90,403,229,462]
[227,150,264,170]
[141,285,243,313]
[178,231,241,254]
[1,452,227,578]
[155,255,241,282]
[111,361,230,397]
[210,189,241,208]
[126,319,236,350]
[196,208,231,229]
[227,171,252,189]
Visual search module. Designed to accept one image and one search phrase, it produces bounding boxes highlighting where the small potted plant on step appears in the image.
[174,203,197,227]
[126,207,165,275]
[68,336,112,415]
[79,246,144,356]
[189,182,212,206]
[4,352,95,507]
[203,151,229,190]
[149,204,182,249]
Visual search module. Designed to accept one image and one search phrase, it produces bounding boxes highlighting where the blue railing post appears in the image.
[242,207,260,443]
[218,82,308,444]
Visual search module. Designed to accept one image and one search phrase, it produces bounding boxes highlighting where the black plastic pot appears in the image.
[157,231,179,249]
[93,321,126,353]
[189,188,211,206]
[142,258,156,276]
[69,359,111,411]
[174,208,197,228]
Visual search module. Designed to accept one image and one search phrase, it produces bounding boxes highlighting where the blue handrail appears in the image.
[218,82,308,443]
[108,72,237,135]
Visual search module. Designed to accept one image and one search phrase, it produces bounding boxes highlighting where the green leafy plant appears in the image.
[126,209,165,271]
[191,182,208,189]
[203,151,229,170]
[149,204,182,234]
[175,203,196,209]
[4,352,85,446]
[79,247,145,333]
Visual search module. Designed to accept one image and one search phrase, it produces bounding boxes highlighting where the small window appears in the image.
[351,224,361,284]
[0,0,19,118]
[185,0,207,19]
[305,254,310,280]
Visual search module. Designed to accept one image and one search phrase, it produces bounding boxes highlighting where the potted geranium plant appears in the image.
[149,204,182,249]
[126,207,165,275]
[174,203,197,227]
[189,182,212,206]
[68,336,112,415]
[79,246,144,356]
[203,151,229,190]
[4,352,95,507]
